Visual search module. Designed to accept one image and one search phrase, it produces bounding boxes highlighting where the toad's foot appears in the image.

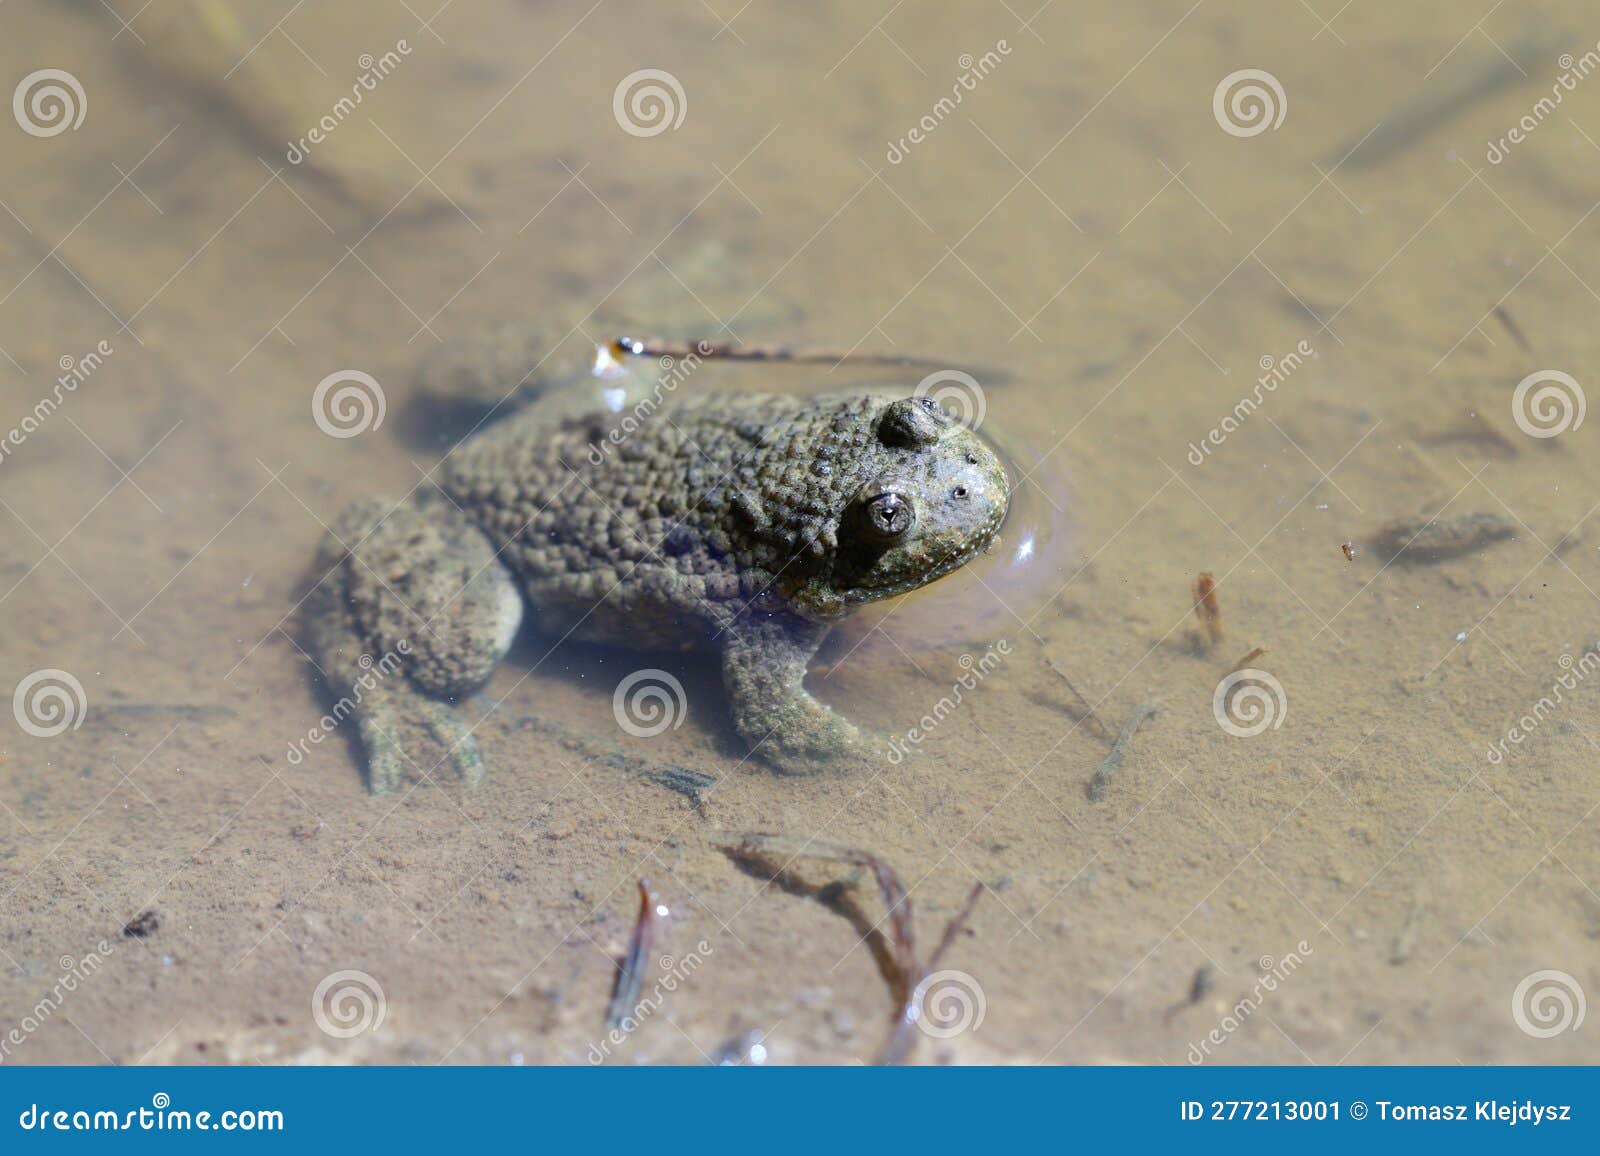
[721,613,865,773]
[303,496,522,794]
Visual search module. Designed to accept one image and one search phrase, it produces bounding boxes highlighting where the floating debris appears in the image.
[1192,571,1223,651]
[1369,511,1516,563]
[1229,646,1267,674]
[1341,541,1358,561]
[612,337,1012,384]
[121,910,160,939]
[1164,963,1215,1022]
[1087,700,1160,802]
[605,880,660,1032]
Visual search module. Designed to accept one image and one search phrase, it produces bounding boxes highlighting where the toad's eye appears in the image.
[952,485,969,499]
[864,491,915,541]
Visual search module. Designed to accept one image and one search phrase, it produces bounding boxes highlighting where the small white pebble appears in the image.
[748,1043,768,1065]
[1455,632,1468,642]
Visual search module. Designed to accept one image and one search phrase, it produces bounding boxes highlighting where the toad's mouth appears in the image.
[839,504,1010,606]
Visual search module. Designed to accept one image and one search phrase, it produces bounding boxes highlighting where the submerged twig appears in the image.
[1492,304,1532,352]
[605,880,660,1031]
[613,337,1011,383]
[1330,35,1552,170]
[1042,657,1115,745]
[716,832,984,1064]
[1229,646,1266,674]
[1087,699,1160,802]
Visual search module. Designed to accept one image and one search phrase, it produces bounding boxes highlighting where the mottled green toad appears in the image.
[304,341,1009,792]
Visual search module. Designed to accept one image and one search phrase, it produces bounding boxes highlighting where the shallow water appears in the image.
[2,0,1598,1064]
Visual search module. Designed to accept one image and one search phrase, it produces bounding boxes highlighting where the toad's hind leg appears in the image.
[720,612,863,773]
[303,496,522,794]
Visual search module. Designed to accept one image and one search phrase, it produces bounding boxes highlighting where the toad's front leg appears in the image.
[720,611,864,773]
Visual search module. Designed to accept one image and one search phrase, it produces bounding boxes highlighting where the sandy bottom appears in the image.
[1,0,1598,1064]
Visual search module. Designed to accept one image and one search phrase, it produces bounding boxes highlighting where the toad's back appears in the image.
[439,391,888,646]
